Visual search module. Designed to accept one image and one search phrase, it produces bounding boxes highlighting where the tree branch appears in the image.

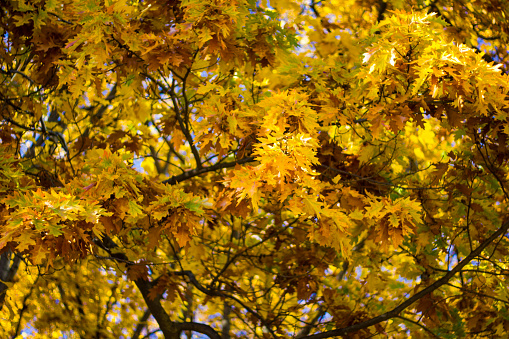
[395,315,439,338]
[134,278,181,339]
[0,250,20,310]
[132,309,151,339]
[12,273,39,338]
[376,0,388,22]
[170,270,277,337]
[94,236,221,339]
[178,322,221,339]
[162,156,255,185]
[299,219,509,338]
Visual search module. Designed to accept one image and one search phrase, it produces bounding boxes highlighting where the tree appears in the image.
[1,0,509,337]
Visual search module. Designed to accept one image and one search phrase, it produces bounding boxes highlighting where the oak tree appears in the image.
[1,0,509,338]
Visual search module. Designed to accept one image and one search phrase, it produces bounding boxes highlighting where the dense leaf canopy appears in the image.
[1,0,509,338]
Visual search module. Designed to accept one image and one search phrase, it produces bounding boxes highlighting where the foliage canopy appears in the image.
[2,0,509,338]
